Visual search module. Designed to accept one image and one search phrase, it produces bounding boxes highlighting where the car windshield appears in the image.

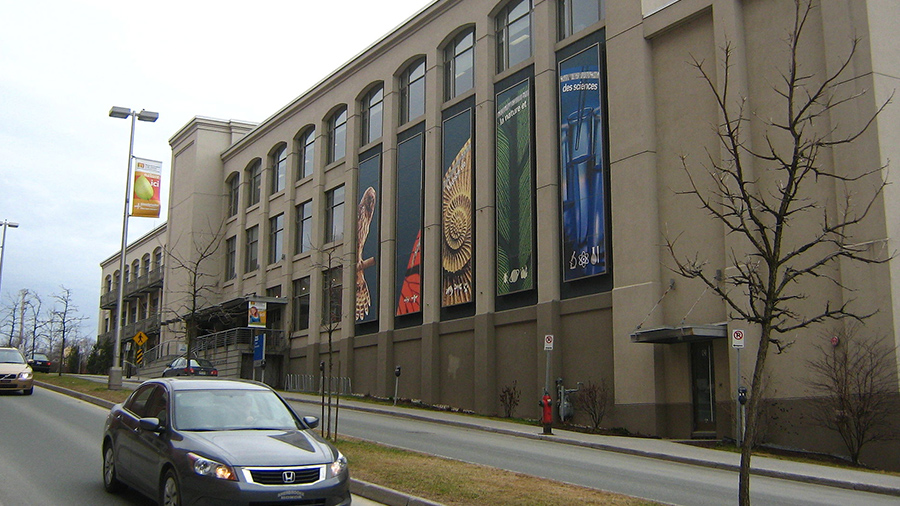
[190,359,213,368]
[0,349,25,364]
[33,354,49,361]
[173,389,300,431]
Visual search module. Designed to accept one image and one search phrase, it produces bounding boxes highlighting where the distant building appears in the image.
[99,0,900,468]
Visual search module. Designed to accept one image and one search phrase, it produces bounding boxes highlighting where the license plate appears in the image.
[197,371,207,375]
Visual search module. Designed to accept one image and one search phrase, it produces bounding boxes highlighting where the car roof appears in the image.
[143,378,272,392]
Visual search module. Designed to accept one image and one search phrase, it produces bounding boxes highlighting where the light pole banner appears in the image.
[132,157,162,218]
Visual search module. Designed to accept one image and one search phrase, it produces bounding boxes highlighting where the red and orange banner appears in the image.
[132,157,162,218]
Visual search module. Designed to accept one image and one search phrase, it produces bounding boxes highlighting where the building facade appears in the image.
[101,0,900,467]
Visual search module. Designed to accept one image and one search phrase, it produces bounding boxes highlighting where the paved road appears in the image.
[305,400,898,506]
[0,387,381,506]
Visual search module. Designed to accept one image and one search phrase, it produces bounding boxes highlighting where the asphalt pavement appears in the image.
[54,376,900,503]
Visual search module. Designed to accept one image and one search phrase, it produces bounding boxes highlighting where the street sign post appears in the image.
[253,334,266,382]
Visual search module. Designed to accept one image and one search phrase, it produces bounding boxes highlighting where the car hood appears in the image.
[185,429,335,467]
[0,363,29,375]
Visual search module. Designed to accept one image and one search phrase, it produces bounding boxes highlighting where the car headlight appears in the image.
[18,371,33,381]
[329,452,348,478]
[187,453,237,481]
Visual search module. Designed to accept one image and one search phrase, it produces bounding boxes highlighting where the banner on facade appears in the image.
[441,109,474,307]
[356,153,380,323]
[248,300,267,328]
[559,44,608,281]
[495,78,534,295]
[131,157,162,218]
[395,132,424,316]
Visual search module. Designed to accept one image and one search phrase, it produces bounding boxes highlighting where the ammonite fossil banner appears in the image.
[441,109,474,307]
[559,44,608,281]
[355,153,380,323]
[495,78,534,296]
[395,133,424,316]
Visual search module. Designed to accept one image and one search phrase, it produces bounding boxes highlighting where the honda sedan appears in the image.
[102,378,350,505]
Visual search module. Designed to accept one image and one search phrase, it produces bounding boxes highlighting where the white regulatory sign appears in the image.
[731,329,745,349]
[544,334,554,351]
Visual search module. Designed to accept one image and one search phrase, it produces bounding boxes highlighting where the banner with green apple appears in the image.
[132,157,162,218]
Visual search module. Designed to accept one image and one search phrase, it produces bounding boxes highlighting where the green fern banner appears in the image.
[495,79,534,295]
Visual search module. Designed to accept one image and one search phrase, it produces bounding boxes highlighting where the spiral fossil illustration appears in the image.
[442,139,473,306]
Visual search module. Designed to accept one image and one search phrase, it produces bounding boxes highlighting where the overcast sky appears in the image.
[0,0,433,342]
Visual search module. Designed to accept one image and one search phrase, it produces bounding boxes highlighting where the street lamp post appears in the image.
[0,219,19,303]
[108,106,158,390]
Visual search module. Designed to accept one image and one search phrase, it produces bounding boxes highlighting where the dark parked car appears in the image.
[102,378,350,505]
[162,357,218,377]
[28,352,51,373]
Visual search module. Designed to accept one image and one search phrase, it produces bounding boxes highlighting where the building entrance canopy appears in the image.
[630,324,727,344]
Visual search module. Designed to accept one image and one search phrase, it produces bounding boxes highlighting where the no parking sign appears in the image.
[732,329,745,349]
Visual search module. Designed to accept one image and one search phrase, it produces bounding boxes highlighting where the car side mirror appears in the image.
[301,416,319,430]
[139,417,164,432]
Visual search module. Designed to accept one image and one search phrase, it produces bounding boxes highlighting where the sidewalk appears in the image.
[280,391,900,498]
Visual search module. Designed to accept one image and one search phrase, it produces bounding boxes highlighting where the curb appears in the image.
[35,381,446,506]
[281,393,900,498]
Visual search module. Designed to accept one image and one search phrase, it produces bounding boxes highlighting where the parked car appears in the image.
[28,352,51,373]
[102,378,350,505]
[162,357,218,377]
[0,347,34,395]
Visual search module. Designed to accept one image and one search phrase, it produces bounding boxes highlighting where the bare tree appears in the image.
[52,286,87,375]
[805,324,900,465]
[163,221,228,362]
[318,248,346,441]
[664,2,891,503]
[574,379,612,432]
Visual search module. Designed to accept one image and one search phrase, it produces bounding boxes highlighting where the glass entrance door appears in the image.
[691,341,716,434]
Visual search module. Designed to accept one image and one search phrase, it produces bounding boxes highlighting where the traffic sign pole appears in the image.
[732,329,745,445]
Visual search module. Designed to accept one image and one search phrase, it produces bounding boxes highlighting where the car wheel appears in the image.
[102,443,124,493]
[160,469,181,506]
[23,386,33,395]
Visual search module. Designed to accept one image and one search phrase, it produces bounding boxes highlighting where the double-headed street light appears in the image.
[0,219,19,302]
[108,106,158,390]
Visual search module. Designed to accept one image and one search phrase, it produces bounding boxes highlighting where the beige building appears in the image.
[100,0,900,468]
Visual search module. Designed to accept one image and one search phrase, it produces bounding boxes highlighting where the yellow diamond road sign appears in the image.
[133,332,148,346]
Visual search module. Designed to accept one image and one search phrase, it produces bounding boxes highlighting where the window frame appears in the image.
[444,28,475,101]
[400,58,426,125]
[271,144,287,194]
[558,0,604,40]
[325,185,345,244]
[361,85,384,145]
[246,160,262,207]
[225,235,237,280]
[292,276,311,331]
[269,214,284,264]
[295,200,313,254]
[321,265,343,325]
[328,108,348,164]
[296,128,315,180]
[245,225,259,273]
[496,0,533,72]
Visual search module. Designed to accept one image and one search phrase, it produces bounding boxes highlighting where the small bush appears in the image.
[499,381,521,418]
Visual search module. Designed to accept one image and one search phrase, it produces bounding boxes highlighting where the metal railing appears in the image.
[284,374,351,395]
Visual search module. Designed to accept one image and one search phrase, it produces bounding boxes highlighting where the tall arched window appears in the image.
[444,28,475,100]
[328,108,347,164]
[496,0,532,71]
[270,144,287,194]
[227,172,240,217]
[246,159,262,206]
[295,127,315,180]
[400,58,426,124]
[361,85,384,145]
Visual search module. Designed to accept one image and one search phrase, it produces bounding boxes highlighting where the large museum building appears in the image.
[99,0,900,466]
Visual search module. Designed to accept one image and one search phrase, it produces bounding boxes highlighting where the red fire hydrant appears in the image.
[540,393,553,435]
